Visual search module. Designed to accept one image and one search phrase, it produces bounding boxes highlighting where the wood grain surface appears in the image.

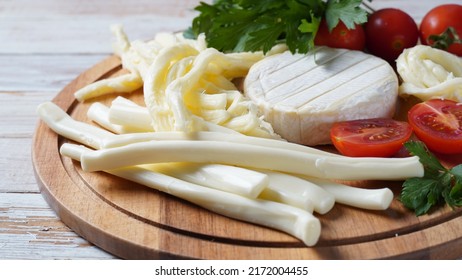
[3,0,462,259]
[32,55,462,259]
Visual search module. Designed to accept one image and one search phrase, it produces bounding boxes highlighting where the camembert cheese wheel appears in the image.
[244,47,399,146]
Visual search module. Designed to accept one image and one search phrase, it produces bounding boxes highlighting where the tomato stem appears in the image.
[429,27,462,51]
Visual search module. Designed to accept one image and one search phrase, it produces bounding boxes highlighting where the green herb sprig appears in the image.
[428,27,462,51]
[400,141,462,216]
[184,0,370,54]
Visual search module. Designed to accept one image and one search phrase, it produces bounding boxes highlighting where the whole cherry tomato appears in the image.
[420,4,462,56]
[314,19,366,51]
[330,118,413,157]
[364,8,419,62]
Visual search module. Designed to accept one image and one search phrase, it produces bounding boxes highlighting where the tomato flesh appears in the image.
[314,20,365,51]
[420,4,462,56]
[408,99,462,154]
[330,118,413,157]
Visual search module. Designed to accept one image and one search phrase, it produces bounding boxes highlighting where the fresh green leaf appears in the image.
[289,19,314,54]
[182,27,195,39]
[185,0,369,54]
[447,165,462,207]
[400,141,462,215]
[450,164,462,178]
[245,22,285,54]
[299,17,321,33]
[400,177,440,216]
[325,0,368,31]
[404,141,446,176]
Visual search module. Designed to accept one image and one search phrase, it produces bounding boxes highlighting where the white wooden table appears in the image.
[0,0,459,259]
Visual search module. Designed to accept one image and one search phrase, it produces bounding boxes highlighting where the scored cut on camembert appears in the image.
[244,46,399,146]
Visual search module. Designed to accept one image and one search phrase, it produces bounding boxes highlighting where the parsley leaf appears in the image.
[186,0,369,54]
[404,141,446,176]
[447,165,462,207]
[401,177,442,216]
[325,0,369,31]
[400,141,462,216]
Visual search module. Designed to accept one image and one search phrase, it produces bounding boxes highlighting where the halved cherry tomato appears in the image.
[330,118,413,157]
[314,19,365,51]
[408,99,462,154]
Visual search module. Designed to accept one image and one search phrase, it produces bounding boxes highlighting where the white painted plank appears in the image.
[0,15,192,54]
[0,54,107,92]
[0,54,110,138]
[0,0,205,54]
[1,0,202,17]
[0,193,116,259]
[0,91,55,137]
[0,138,38,193]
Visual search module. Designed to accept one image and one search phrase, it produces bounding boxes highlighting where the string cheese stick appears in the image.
[307,177,394,210]
[255,170,335,214]
[87,102,144,134]
[102,130,343,158]
[36,101,270,198]
[80,140,424,181]
[60,143,321,246]
[145,162,268,199]
[108,96,242,134]
[108,102,153,132]
[36,101,113,149]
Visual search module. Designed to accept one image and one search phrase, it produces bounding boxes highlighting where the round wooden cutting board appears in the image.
[32,55,462,259]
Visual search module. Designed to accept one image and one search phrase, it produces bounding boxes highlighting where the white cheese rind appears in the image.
[244,47,399,146]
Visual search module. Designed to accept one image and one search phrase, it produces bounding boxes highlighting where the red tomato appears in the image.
[420,4,462,56]
[408,99,462,154]
[364,8,419,62]
[314,20,365,51]
[330,118,413,157]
